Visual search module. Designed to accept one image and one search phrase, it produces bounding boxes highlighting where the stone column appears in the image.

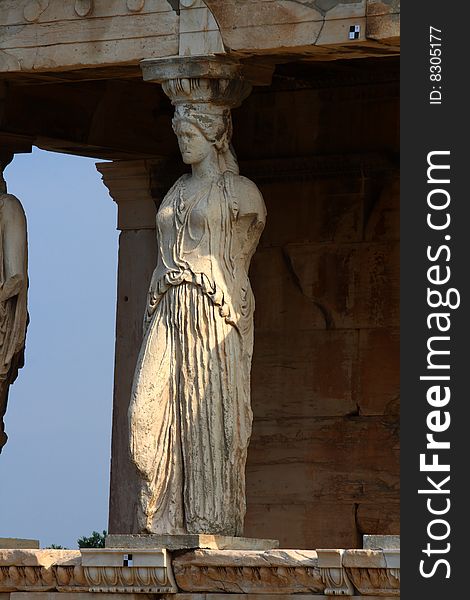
[97,159,181,533]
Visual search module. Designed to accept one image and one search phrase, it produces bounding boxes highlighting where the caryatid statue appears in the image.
[128,59,266,535]
[0,156,28,453]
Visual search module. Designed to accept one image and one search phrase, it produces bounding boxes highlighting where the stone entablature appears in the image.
[0,547,400,597]
[0,1,399,75]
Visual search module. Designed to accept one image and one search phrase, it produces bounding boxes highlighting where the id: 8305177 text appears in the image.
[429,26,443,105]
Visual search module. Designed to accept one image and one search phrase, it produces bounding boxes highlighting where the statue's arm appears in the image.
[0,196,27,302]
[236,176,267,225]
[233,177,267,269]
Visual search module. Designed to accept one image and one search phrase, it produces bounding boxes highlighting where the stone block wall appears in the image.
[236,62,400,548]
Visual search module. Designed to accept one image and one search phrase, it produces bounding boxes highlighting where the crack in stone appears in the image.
[282,246,334,329]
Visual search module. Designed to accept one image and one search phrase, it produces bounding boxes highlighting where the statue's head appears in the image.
[0,152,13,194]
[172,104,238,174]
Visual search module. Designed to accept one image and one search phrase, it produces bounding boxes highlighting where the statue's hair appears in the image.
[172,105,239,175]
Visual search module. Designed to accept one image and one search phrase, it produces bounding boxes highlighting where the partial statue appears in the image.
[129,71,266,535]
[0,159,28,453]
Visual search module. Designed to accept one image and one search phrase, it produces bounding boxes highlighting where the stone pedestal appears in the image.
[105,535,279,551]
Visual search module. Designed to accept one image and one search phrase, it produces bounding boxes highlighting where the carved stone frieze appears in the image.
[0,547,400,596]
[0,550,81,592]
[320,567,354,596]
[317,550,354,596]
[0,549,176,594]
[172,549,324,594]
[346,566,400,596]
[77,549,177,593]
[343,549,400,597]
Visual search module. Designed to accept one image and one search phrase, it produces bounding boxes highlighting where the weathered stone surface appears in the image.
[283,242,399,329]
[0,1,179,73]
[344,549,399,572]
[173,549,323,594]
[80,548,167,567]
[0,550,80,568]
[0,540,39,550]
[344,550,400,597]
[97,161,157,231]
[363,535,400,550]
[0,548,401,596]
[257,181,364,247]
[78,548,177,593]
[105,535,278,551]
[244,417,399,549]
[171,547,400,597]
[246,419,399,500]
[245,503,359,550]
[204,0,385,55]
[356,504,400,538]
[250,247,329,332]
[367,0,400,17]
[108,229,157,535]
[9,595,153,600]
[251,329,358,418]
[0,550,81,594]
[365,177,399,241]
[0,0,398,75]
[356,328,399,415]
[0,548,176,594]
[148,595,398,600]
[366,13,400,43]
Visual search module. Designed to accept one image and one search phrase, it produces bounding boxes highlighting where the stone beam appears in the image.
[0,1,399,76]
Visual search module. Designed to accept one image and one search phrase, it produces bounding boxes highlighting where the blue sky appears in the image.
[0,148,118,548]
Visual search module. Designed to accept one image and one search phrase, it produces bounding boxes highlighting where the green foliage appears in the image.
[77,530,107,549]
[46,544,66,549]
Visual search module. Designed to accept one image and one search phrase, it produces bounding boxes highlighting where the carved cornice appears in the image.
[172,549,324,594]
[0,547,400,596]
[346,566,400,596]
[172,548,400,596]
[343,549,400,597]
[317,550,354,596]
[0,549,177,594]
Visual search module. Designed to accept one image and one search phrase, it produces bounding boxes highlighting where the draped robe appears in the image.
[0,193,28,453]
[129,171,265,535]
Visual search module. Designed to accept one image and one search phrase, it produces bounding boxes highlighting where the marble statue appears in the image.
[0,162,28,453]
[129,75,266,535]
